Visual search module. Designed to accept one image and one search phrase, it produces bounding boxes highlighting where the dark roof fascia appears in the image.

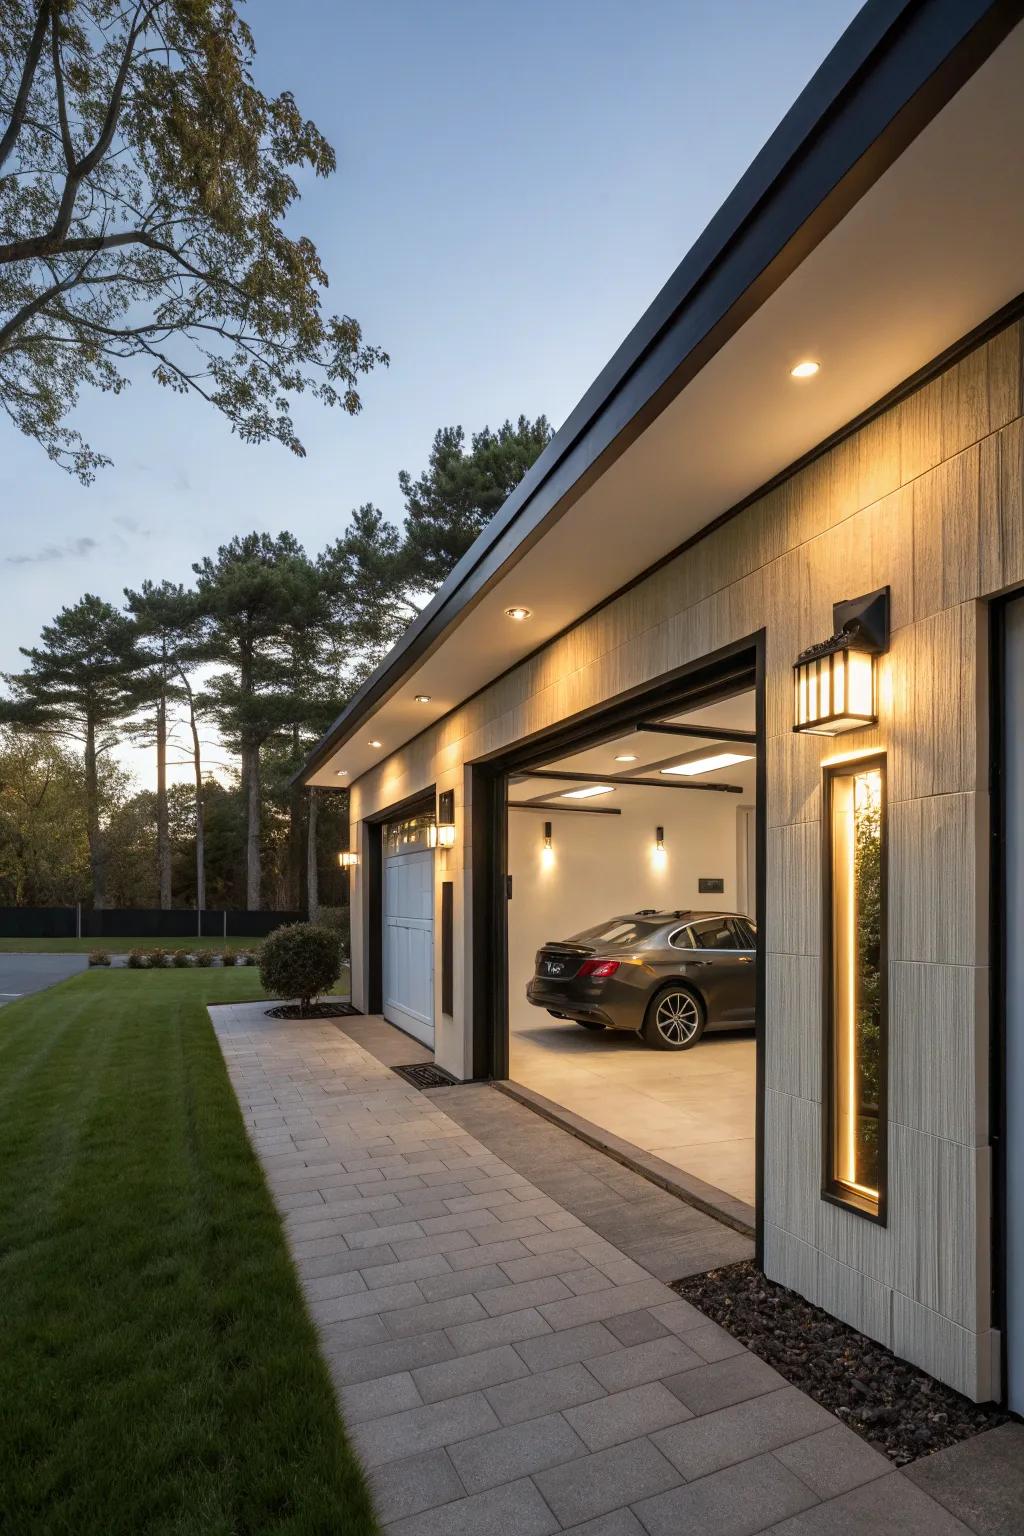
[297,0,1023,786]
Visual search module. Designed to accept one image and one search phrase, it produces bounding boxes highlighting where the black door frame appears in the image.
[469,630,767,1262]
[989,591,1021,1408]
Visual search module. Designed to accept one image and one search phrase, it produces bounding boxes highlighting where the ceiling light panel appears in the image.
[661,752,752,776]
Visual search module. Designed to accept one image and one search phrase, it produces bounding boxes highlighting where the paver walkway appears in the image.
[212,1001,991,1535]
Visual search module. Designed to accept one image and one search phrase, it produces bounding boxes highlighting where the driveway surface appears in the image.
[0,953,87,1005]
[211,1000,1016,1535]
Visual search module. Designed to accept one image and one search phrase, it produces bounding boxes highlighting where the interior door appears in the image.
[383,843,434,1047]
[1004,596,1024,1413]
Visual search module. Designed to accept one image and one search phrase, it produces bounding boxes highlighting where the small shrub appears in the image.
[193,948,214,968]
[172,950,191,967]
[148,947,169,969]
[221,947,238,967]
[126,949,149,969]
[87,950,111,967]
[259,923,341,1013]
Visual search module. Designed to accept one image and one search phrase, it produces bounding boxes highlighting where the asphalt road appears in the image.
[0,953,88,1005]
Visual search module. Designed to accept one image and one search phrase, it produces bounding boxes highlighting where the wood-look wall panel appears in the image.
[891,1292,989,1401]
[764,951,821,1102]
[980,417,1024,593]
[889,961,985,1148]
[899,372,945,485]
[766,732,820,829]
[984,318,1023,433]
[890,1124,983,1331]
[766,822,819,956]
[911,446,980,621]
[764,1089,820,1246]
[887,606,975,803]
[889,793,977,965]
[763,1223,820,1306]
[816,1250,894,1349]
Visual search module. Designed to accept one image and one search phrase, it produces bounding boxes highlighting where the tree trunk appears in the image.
[245,742,261,910]
[84,715,105,908]
[184,683,205,912]
[306,790,320,924]
[287,722,303,909]
[155,687,171,908]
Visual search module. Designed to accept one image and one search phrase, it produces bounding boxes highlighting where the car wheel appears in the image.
[642,984,705,1050]
[574,1019,605,1031]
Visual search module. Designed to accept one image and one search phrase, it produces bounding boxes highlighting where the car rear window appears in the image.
[570,918,661,947]
[690,918,743,950]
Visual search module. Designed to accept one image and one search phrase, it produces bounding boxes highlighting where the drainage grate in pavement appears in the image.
[391,1062,458,1090]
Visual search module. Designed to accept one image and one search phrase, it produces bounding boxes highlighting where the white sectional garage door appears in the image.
[383,824,434,1047]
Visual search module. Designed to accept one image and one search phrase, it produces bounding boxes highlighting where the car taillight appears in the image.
[578,959,620,978]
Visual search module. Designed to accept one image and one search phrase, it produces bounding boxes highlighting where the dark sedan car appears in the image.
[525,910,756,1050]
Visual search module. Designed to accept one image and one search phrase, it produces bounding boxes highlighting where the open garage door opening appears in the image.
[505,681,760,1215]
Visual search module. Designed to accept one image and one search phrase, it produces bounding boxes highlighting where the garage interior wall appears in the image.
[344,313,1024,1402]
[506,774,755,1038]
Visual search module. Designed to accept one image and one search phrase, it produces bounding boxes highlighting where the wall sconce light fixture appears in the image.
[541,820,555,868]
[430,788,456,849]
[793,587,890,736]
[655,826,665,852]
[338,850,359,869]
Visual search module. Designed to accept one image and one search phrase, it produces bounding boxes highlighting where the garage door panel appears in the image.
[383,844,434,1047]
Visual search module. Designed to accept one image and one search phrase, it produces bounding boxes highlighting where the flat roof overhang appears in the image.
[301,0,1024,790]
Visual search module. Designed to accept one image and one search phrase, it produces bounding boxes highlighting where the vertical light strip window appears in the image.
[824,753,887,1221]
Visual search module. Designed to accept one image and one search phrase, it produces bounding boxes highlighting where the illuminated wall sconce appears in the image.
[655,826,665,852]
[430,788,456,849]
[541,820,555,868]
[544,820,553,849]
[338,850,359,869]
[793,587,890,736]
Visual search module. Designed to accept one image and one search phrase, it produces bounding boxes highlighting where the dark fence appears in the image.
[0,907,304,940]
[0,907,78,939]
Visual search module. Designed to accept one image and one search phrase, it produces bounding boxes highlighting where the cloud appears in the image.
[4,536,100,565]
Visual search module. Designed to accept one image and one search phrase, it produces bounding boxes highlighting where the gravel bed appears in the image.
[674,1260,1006,1466]
[264,1002,357,1019]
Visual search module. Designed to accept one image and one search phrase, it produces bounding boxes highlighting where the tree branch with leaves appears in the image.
[0,0,386,479]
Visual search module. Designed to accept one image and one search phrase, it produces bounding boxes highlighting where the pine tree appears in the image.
[0,595,143,906]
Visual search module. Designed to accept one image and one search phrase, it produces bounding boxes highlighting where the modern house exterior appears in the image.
[300,0,1024,1412]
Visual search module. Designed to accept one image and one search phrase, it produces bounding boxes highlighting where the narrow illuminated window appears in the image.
[824,754,886,1220]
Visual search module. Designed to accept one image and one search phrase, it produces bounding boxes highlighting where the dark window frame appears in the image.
[821,750,889,1226]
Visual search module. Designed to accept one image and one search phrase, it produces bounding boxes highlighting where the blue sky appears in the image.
[1,0,859,781]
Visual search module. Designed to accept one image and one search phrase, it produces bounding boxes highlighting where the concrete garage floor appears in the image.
[509,1015,756,1207]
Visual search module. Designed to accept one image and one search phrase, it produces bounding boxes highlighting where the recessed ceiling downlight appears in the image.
[614,753,638,763]
[790,360,820,379]
[561,784,615,799]
[414,694,431,704]
[335,769,349,777]
[368,739,382,749]
[505,606,532,621]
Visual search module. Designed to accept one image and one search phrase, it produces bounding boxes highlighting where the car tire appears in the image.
[641,984,706,1050]
[574,1019,605,1031]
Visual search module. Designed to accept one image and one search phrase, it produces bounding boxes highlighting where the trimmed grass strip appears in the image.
[0,967,379,1535]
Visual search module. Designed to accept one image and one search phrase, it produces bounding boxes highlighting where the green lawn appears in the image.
[0,967,379,1536]
[0,935,263,953]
